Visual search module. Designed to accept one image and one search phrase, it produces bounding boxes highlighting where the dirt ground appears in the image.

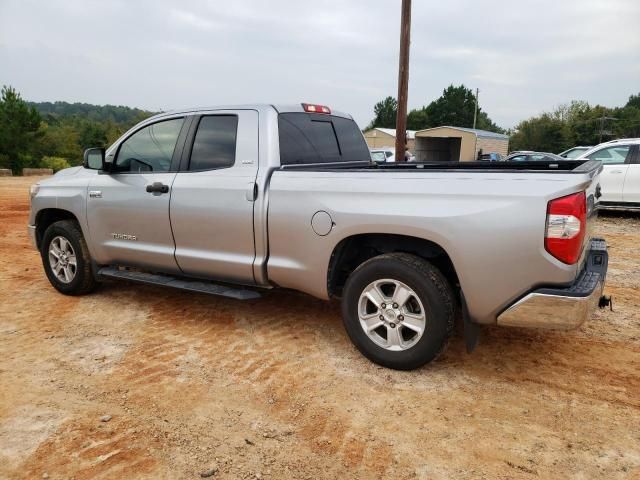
[0,175,638,480]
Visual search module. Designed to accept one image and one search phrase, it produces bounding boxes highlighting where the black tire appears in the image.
[40,220,98,295]
[341,253,455,370]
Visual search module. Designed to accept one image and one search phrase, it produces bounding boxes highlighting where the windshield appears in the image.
[564,147,588,159]
[278,113,371,165]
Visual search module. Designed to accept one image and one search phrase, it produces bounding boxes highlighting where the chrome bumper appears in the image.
[497,239,608,330]
[27,225,37,248]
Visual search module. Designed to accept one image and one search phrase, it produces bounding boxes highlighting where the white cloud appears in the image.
[0,0,638,128]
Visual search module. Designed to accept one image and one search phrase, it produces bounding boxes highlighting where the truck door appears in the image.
[586,144,633,203]
[622,146,640,203]
[86,116,188,272]
[169,110,259,284]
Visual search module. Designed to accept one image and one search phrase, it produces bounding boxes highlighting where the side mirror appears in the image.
[83,147,106,170]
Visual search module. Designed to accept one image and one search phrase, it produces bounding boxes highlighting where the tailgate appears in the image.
[581,162,603,266]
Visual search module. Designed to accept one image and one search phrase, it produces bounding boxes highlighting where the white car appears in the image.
[559,146,593,159]
[370,148,396,163]
[579,139,640,208]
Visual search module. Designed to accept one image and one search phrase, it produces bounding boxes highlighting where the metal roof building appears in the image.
[415,126,509,162]
[363,128,417,152]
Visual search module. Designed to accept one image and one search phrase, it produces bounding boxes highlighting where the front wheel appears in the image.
[341,253,455,370]
[40,220,98,295]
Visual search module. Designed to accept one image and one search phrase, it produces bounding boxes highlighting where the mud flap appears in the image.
[461,292,480,353]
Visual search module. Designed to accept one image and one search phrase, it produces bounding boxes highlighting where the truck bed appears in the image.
[266,157,602,325]
[279,159,602,174]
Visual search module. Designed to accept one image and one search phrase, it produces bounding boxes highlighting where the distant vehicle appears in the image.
[371,147,396,162]
[478,153,503,161]
[578,139,640,209]
[370,148,415,162]
[506,152,567,162]
[559,146,593,159]
[370,150,388,163]
[509,151,535,155]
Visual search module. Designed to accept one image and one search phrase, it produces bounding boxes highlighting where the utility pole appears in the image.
[395,0,412,162]
[473,88,479,129]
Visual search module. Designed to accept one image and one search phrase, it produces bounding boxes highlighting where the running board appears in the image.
[97,267,262,300]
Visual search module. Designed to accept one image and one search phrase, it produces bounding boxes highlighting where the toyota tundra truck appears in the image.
[28,103,609,370]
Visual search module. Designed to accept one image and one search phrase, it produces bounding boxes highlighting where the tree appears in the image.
[510,96,640,152]
[367,96,397,129]
[509,114,567,152]
[78,121,108,150]
[40,156,71,172]
[424,85,476,128]
[366,85,503,133]
[0,85,42,173]
[626,93,640,109]
[407,107,429,130]
[35,122,82,164]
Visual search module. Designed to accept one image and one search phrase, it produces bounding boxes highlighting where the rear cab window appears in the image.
[189,115,238,171]
[278,113,370,165]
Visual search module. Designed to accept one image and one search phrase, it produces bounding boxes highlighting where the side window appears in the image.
[385,151,393,158]
[189,115,238,171]
[115,118,184,173]
[509,155,527,162]
[530,154,547,161]
[587,145,631,164]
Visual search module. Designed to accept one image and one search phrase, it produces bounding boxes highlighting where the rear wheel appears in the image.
[341,253,455,370]
[40,220,98,295]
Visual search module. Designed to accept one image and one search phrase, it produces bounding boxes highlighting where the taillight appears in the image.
[545,191,587,264]
[302,103,331,114]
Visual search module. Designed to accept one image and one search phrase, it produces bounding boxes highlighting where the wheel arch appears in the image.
[327,233,460,300]
[35,208,80,249]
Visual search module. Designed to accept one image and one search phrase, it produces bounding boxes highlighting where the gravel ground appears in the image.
[1,176,639,479]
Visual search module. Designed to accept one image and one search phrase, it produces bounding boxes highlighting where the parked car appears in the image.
[371,148,416,162]
[370,148,395,162]
[478,153,503,161]
[506,152,567,162]
[508,150,535,155]
[560,146,593,159]
[28,103,608,370]
[578,138,640,209]
[370,150,387,163]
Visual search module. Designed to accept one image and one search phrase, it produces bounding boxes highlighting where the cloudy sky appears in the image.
[1,0,638,128]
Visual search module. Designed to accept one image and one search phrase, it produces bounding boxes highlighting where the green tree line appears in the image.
[367,84,504,133]
[0,85,154,174]
[3,83,640,174]
[508,95,640,152]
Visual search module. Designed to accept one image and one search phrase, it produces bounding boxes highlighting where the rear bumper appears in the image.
[497,239,608,329]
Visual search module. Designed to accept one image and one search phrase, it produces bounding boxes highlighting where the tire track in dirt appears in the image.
[17,414,167,480]
[103,288,396,476]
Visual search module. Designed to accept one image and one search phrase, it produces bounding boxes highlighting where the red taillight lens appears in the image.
[545,191,587,264]
[302,103,331,114]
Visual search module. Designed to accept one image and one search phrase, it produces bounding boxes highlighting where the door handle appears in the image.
[146,182,169,194]
[610,170,623,174]
[89,190,102,198]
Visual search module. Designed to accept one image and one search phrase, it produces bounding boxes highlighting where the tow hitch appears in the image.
[599,295,613,311]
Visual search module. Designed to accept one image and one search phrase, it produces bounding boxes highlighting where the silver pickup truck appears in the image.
[28,103,609,370]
